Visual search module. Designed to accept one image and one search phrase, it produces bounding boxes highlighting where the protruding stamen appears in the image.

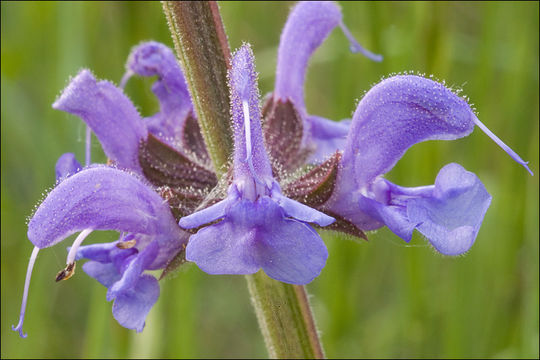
[243,100,253,164]
[12,246,40,338]
[55,262,76,282]
[85,125,92,167]
[119,70,134,90]
[66,228,93,266]
[473,116,533,175]
[339,22,383,62]
[116,239,137,249]
[242,100,265,186]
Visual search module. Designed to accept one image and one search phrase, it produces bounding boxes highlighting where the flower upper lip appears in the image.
[178,44,334,285]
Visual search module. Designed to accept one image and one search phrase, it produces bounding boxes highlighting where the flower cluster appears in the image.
[13,1,531,337]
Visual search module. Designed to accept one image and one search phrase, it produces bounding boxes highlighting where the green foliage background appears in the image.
[1,1,538,358]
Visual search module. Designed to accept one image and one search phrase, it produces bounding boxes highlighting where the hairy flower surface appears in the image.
[264,1,532,253]
[13,0,532,338]
[12,42,199,337]
[272,1,382,164]
[179,45,334,285]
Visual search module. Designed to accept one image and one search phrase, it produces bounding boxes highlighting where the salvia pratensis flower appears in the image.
[12,162,187,336]
[179,45,334,285]
[121,41,209,164]
[14,0,532,338]
[267,0,382,167]
[262,0,532,250]
[12,42,205,337]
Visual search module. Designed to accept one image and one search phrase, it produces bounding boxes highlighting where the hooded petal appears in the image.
[53,70,147,172]
[28,166,180,249]
[55,153,82,181]
[230,44,273,181]
[339,75,476,188]
[274,1,381,163]
[339,74,532,190]
[125,42,191,111]
[274,1,343,111]
[123,42,194,149]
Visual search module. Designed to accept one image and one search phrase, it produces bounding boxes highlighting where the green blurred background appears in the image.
[1,1,538,358]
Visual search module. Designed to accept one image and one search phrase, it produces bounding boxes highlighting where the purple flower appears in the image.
[121,41,208,162]
[12,163,187,337]
[270,1,382,164]
[305,74,532,255]
[262,1,532,256]
[13,0,533,339]
[52,69,148,173]
[179,45,334,285]
[12,41,208,337]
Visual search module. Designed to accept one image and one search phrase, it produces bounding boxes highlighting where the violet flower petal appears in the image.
[55,153,82,181]
[28,166,179,249]
[112,274,160,332]
[186,198,328,284]
[185,218,260,276]
[255,217,328,285]
[274,1,342,112]
[274,2,381,162]
[354,163,491,255]
[73,241,121,263]
[229,43,273,181]
[53,70,147,172]
[306,115,351,162]
[340,75,476,188]
[124,42,191,106]
[107,241,159,301]
[83,261,120,288]
[406,163,491,255]
[83,261,160,332]
[325,75,527,249]
[123,42,194,148]
[178,196,235,229]
[357,195,417,241]
[80,240,162,332]
[272,186,334,226]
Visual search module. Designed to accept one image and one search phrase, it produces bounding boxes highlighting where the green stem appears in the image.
[162,0,232,177]
[246,272,325,359]
[162,2,325,358]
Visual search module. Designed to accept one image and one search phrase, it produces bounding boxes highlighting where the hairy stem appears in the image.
[246,272,325,359]
[162,0,232,176]
[162,2,325,358]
